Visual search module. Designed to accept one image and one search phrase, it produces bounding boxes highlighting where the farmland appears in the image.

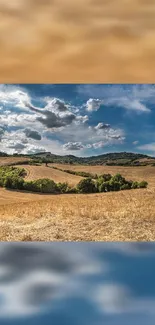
[0,157,31,166]
[15,164,83,186]
[0,157,155,241]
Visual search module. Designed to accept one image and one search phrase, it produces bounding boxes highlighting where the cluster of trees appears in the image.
[0,166,26,189]
[76,174,148,193]
[0,167,148,194]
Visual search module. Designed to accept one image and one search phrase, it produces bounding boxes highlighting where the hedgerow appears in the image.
[0,167,148,194]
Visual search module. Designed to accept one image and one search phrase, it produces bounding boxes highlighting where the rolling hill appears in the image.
[0,151,155,166]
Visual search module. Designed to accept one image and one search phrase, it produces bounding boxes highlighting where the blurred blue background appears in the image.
[0,242,155,325]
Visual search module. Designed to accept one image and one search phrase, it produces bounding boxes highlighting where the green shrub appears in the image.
[120,183,131,190]
[100,174,112,181]
[111,173,126,184]
[57,182,69,193]
[23,179,59,193]
[77,178,97,193]
[98,181,111,192]
[138,181,148,188]
[108,179,121,191]
[131,181,139,189]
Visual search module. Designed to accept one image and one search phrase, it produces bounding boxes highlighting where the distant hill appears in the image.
[1,151,155,166]
[0,152,8,157]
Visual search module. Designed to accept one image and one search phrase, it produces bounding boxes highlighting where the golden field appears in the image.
[0,162,155,241]
[0,157,31,166]
[0,0,155,83]
[15,164,83,186]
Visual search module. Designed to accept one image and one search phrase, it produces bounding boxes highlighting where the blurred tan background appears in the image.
[0,0,155,83]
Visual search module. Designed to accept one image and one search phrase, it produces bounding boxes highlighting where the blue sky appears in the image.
[0,84,155,156]
[0,242,155,325]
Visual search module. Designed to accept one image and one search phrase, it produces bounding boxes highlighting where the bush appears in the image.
[138,181,148,188]
[131,181,139,189]
[108,179,121,191]
[111,173,126,184]
[120,184,131,190]
[57,182,69,193]
[23,179,59,193]
[100,174,112,181]
[99,181,111,192]
[77,178,97,193]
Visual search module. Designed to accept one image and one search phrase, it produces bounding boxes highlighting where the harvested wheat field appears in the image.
[0,165,155,241]
[0,157,31,166]
[15,164,83,186]
[52,164,155,189]
[0,0,155,83]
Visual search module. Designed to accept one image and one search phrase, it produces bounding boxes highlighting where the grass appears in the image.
[0,164,155,241]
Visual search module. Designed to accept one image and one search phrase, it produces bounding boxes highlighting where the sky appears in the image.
[0,242,155,325]
[0,84,155,156]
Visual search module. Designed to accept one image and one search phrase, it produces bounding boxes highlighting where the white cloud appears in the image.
[133,140,139,145]
[76,115,89,124]
[119,98,150,113]
[0,85,126,155]
[78,84,154,113]
[86,99,103,112]
[94,123,111,130]
[0,85,31,110]
[137,143,155,153]
[63,142,84,151]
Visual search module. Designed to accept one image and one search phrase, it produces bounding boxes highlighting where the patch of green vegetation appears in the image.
[0,167,148,194]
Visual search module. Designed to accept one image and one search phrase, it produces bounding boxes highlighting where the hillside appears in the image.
[1,151,154,167]
[15,164,83,186]
[0,163,155,241]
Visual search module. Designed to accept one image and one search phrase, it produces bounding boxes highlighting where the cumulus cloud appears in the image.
[94,123,111,130]
[24,101,76,129]
[78,84,154,113]
[76,115,89,124]
[24,128,41,140]
[0,129,45,154]
[0,85,126,155]
[45,98,68,112]
[86,99,103,112]
[63,142,84,151]
[0,85,31,110]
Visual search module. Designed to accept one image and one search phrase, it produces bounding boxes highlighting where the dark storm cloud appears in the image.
[24,128,42,140]
[0,127,4,141]
[25,101,76,128]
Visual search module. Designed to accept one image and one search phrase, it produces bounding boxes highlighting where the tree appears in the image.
[100,174,112,181]
[77,178,96,193]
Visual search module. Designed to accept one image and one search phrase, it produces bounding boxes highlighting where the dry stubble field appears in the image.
[0,161,155,241]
